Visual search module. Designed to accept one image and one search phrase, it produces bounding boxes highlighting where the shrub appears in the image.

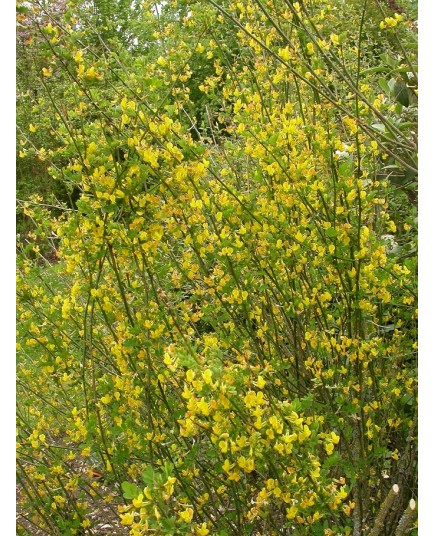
[17,0,417,534]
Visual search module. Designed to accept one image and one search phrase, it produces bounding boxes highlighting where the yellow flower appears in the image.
[196,522,210,536]
[86,66,96,78]
[266,479,276,490]
[237,456,255,473]
[179,507,194,523]
[330,33,339,46]
[219,440,228,453]
[391,449,400,460]
[325,442,334,455]
[202,369,213,384]
[336,486,348,500]
[286,505,298,519]
[120,512,135,526]
[257,376,266,389]
[330,431,340,444]
[278,47,291,61]
[163,477,177,498]
[132,494,146,508]
[222,459,233,473]
[228,470,241,482]
[236,435,248,448]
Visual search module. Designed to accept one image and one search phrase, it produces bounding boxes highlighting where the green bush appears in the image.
[17,0,417,534]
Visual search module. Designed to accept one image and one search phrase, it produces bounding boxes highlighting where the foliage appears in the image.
[17,0,417,534]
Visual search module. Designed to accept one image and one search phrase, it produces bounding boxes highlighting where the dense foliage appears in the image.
[17,0,417,534]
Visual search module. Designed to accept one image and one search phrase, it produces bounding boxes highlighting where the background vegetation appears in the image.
[17,0,417,534]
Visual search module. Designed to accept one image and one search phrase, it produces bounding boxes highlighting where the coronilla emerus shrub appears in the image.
[17,0,417,534]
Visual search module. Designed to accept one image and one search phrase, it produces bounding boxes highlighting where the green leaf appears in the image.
[121,481,142,499]
[371,123,387,134]
[379,53,399,69]
[394,102,403,114]
[325,227,337,238]
[393,81,410,107]
[322,451,340,470]
[388,77,397,93]
[267,133,279,146]
[396,121,417,130]
[338,157,353,177]
[400,393,414,407]
[123,338,137,348]
[360,66,386,75]
[379,324,398,334]
[162,462,174,479]
[177,351,197,369]
[141,465,156,486]
[143,77,163,88]
[194,144,206,156]
[378,77,390,95]
[161,518,176,534]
